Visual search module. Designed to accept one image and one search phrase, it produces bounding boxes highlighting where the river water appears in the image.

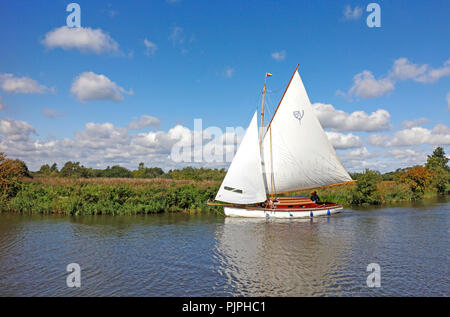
[0,197,448,297]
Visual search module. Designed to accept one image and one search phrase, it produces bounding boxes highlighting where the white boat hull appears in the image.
[224,205,343,219]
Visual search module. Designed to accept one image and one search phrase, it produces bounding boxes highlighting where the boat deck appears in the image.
[253,196,340,211]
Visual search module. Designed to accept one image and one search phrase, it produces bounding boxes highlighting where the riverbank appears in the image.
[0,177,220,215]
[0,175,448,215]
[288,180,444,206]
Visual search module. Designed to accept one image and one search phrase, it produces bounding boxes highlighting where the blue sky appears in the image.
[0,0,449,171]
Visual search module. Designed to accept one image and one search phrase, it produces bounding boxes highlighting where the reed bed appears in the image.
[1,175,446,215]
[2,177,221,215]
[26,176,220,188]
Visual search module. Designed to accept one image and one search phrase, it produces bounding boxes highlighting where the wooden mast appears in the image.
[263,64,299,139]
[269,126,274,199]
[259,82,266,149]
[260,74,269,203]
[261,67,302,201]
[262,64,355,196]
[265,65,297,202]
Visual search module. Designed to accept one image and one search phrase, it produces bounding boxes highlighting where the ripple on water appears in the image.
[0,200,449,296]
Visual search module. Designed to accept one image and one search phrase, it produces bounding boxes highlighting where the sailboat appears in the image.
[211,65,354,218]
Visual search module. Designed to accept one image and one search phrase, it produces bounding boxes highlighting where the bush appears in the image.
[0,152,32,197]
[351,169,382,205]
[377,181,412,203]
[397,165,434,200]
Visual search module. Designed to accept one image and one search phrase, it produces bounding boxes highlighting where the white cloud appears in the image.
[143,39,158,56]
[128,115,161,130]
[0,73,52,94]
[344,57,450,99]
[0,96,5,110]
[224,67,235,78]
[369,124,450,147]
[348,70,395,99]
[367,134,389,147]
[70,72,133,102]
[271,50,286,61]
[343,5,363,20]
[42,108,64,118]
[391,57,450,83]
[415,59,450,83]
[343,147,375,159]
[0,118,36,141]
[338,147,387,172]
[402,117,430,129]
[338,146,439,173]
[0,116,244,171]
[2,116,447,174]
[344,160,390,173]
[385,148,426,160]
[432,123,450,135]
[383,148,430,167]
[132,128,181,155]
[73,122,130,149]
[390,58,428,81]
[42,26,119,54]
[312,103,391,132]
[325,131,362,149]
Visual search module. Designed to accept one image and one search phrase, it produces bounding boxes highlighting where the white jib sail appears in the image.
[262,70,352,194]
[216,111,267,204]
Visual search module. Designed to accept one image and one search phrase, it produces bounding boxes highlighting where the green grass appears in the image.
[0,176,448,215]
[284,180,447,207]
[2,177,220,215]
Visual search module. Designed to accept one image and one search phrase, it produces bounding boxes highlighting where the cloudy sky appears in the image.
[0,0,449,172]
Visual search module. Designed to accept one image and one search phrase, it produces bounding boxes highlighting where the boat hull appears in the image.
[224,205,343,219]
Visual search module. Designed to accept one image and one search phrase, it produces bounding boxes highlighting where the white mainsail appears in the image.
[262,70,352,194]
[215,111,267,204]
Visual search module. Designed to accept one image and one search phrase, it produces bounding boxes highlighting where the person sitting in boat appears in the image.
[310,191,321,203]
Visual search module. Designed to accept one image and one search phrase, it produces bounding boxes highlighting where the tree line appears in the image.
[348,147,449,203]
[0,147,448,210]
[36,161,227,181]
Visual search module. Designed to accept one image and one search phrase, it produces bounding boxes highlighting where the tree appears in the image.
[39,164,51,175]
[102,165,133,178]
[425,147,449,171]
[398,165,434,199]
[39,163,59,176]
[13,159,31,178]
[166,167,226,181]
[425,147,449,193]
[59,161,91,178]
[133,162,165,179]
[0,152,31,196]
[50,163,58,173]
[351,169,382,205]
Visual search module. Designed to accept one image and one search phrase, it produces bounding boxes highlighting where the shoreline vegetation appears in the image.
[0,147,448,215]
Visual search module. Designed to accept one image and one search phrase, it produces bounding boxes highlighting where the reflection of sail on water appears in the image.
[214,217,350,296]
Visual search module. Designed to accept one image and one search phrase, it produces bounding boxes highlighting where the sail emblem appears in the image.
[293,109,304,124]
